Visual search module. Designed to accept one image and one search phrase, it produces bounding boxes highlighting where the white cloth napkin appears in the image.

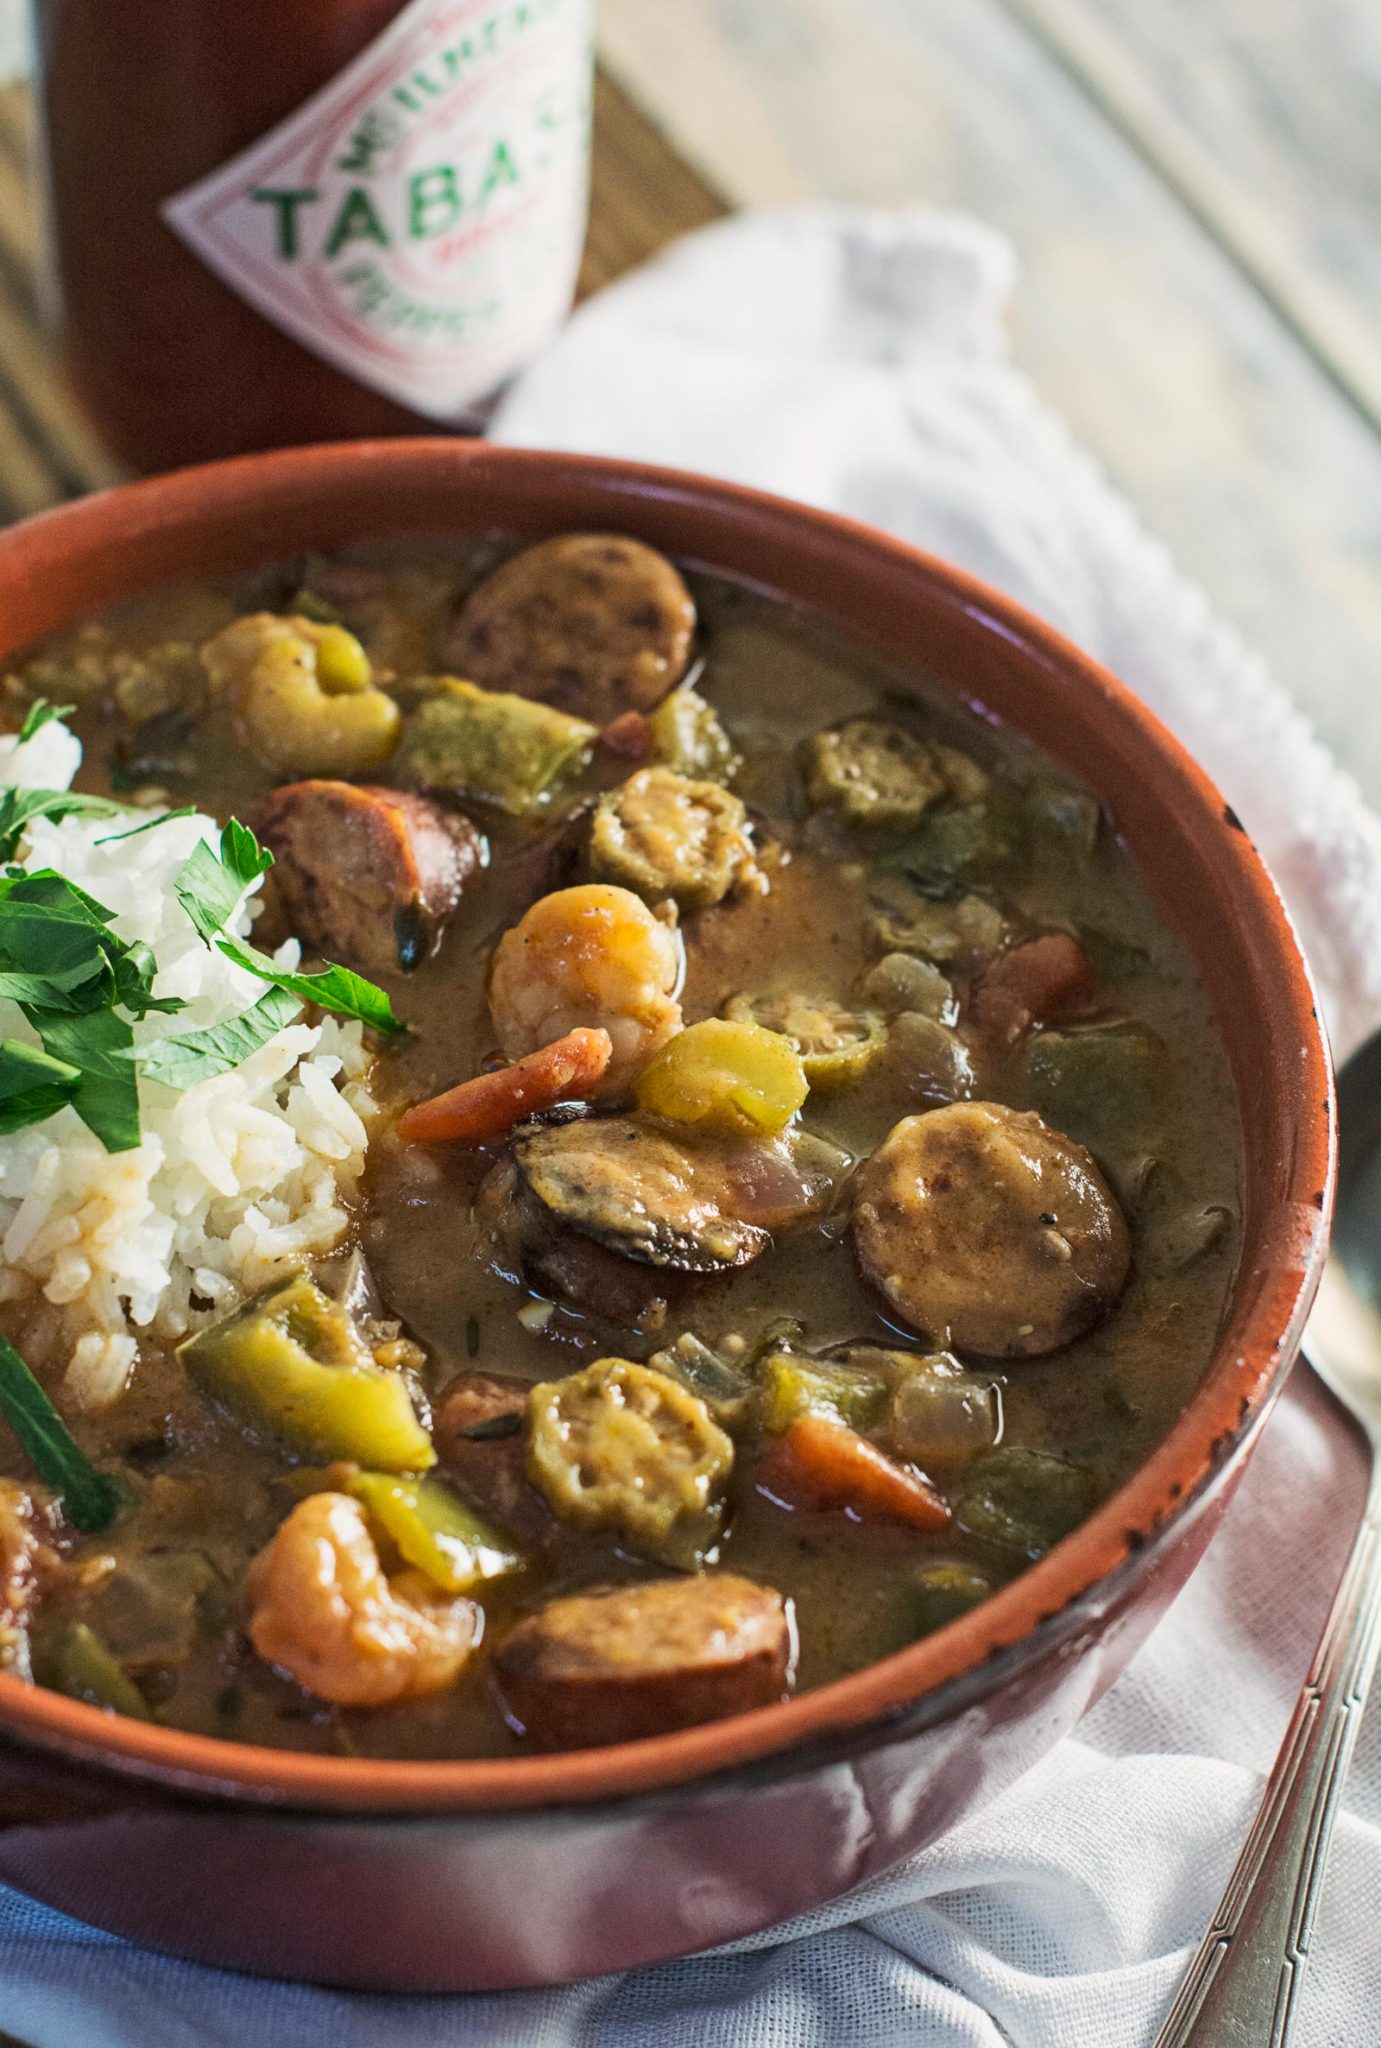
[0,207,1378,2047]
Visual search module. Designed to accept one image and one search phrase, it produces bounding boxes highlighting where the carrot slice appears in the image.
[598,709,654,759]
[396,1028,613,1146]
[759,1411,951,1532]
[970,933,1095,1045]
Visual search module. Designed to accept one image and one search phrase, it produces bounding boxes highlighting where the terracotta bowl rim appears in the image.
[0,439,1333,1815]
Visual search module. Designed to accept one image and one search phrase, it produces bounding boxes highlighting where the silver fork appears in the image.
[1155,1026,1381,2047]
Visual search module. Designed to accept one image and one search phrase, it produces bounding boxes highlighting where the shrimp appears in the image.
[245,1492,480,1708]
[201,613,400,778]
[488,883,684,1098]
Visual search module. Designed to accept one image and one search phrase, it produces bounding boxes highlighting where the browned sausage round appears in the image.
[852,1101,1131,1356]
[474,1151,675,1324]
[258,779,485,975]
[493,1573,794,1748]
[433,1372,554,1548]
[446,534,696,724]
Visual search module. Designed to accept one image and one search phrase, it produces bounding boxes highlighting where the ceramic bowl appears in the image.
[0,442,1333,1988]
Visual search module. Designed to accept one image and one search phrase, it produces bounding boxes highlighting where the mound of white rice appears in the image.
[0,720,377,1410]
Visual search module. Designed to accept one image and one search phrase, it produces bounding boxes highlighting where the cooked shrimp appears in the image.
[245,1492,480,1708]
[202,613,400,778]
[488,883,684,1097]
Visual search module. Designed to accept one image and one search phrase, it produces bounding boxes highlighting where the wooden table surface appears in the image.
[0,4,1377,802]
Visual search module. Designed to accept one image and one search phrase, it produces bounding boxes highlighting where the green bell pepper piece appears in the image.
[180,1272,434,1472]
[347,1470,521,1593]
[911,1561,994,1636]
[956,1447,1099,1559]
[49,1621,153,1720]
[758,1350,890,1435]
[400,678,595,815]
[1020,1022,1165,1151]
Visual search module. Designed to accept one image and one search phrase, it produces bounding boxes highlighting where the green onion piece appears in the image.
[48,1621,152,1719]
[0,1335,127,1532]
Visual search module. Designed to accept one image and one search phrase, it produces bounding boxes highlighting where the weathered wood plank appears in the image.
[998,0,1381,433]
[597,6,806,207]
[579,73,727,299]
[0,86,138,496]
[596,0,1381,805]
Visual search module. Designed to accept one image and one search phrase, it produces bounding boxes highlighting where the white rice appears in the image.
[0,722,377,1409]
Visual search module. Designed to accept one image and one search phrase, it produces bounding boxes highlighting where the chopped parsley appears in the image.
[173,818,274,944]
[17,698,76,744]
[173,818,402,1037]
[0,714,399,1150]
[0,788,126,863]
[133,985,301,1090]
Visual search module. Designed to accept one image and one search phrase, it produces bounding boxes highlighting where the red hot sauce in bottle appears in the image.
[33,0,593,472]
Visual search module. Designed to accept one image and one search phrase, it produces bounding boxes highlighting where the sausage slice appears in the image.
[474,1153,668,1324]
[434,1372,553,1547]
[493,1573,794,1748]
[513,1116,770,1273]
[476,1117,845,1320]
[258,779,485,975]
[852,1101,1131,1356]
[446,534,696,724]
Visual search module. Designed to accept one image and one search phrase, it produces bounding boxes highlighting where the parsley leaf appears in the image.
[133,986,301,1090]
[0,1334,126,1531]
[220,817,274,889]
[173,817,401,1036]
[172,840,241,945]
[0,872,184,1021]
[0,967,104,1011]
[95,806,197,846]
[33,1008,141,1153]
[0,788,126,863]
[0,871,116,1008]
[216,936,402,1036]
[106,938,186,1020]
[17,699,76,744]
[173,820,274,944]
[0,1040,81,1134]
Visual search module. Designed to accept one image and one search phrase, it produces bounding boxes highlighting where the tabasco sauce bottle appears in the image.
[32,0,593,473]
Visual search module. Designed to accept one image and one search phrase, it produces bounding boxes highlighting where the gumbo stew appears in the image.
[0,531,1240,1756]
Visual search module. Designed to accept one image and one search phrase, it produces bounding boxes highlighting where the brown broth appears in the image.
[0,539,1241,1758]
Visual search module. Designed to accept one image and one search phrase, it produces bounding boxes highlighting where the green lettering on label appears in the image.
[439,39,476,83]
[409,166,463,240]
[477,139,520,206]
[335,110,402,178]
[323,186,393,258]
[250,187,320,259]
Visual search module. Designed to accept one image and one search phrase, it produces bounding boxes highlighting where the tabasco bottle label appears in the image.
[163,0,592,423]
